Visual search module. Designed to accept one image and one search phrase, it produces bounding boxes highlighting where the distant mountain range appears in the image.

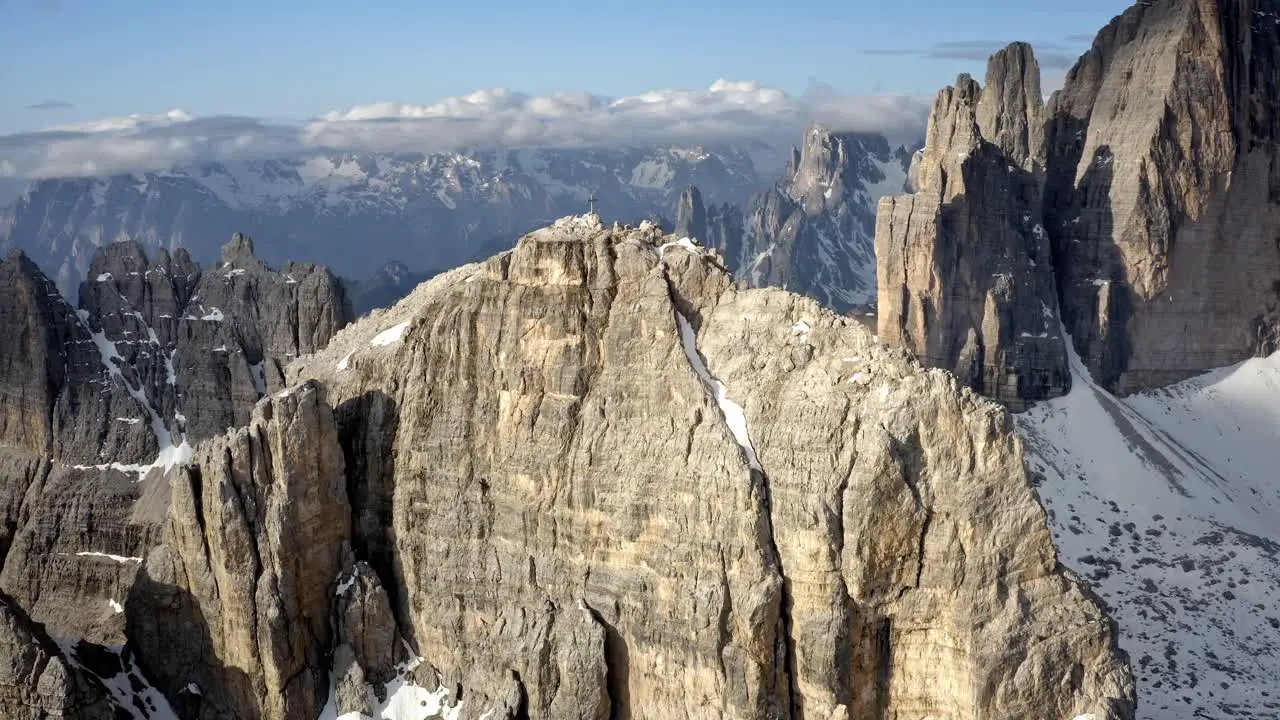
[0,143,783,299]
[0,132,921,314]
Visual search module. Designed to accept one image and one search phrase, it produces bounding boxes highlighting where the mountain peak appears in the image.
[222,231,256,263]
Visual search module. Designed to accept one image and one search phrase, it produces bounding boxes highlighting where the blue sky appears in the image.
[0,0,1131,135]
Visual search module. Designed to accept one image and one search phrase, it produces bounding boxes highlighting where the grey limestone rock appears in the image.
[0,592,122,719]
[291,214,1134,719]
[125,381,352,720]
[876,51,1070,409]
[1044,0,1280,393]
[0,235,351,645]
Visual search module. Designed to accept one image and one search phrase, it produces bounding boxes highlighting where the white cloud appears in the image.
[42,109,193,134]
[0,81,931,181]
[0,159,14,177]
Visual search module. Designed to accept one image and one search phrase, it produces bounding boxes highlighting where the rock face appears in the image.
[674,186,709,242]
[0,593,120,719]
[876,45,1070,410]
[127,381,352,720]
[0,235,351,646]
[878,2,1280,403]
[1043,0,1280,393]
[290,215,1134,719]
[724,128,912,313]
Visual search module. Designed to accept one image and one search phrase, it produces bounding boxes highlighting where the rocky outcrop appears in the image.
[0,249,157,466]
[329,562,408,717]
[879,2,1280,403]
[0,593,120,718]
[876,45,1069,409]
[975,42,1046,171]
[126,381,352,720]
[290,215,1134,719]
[729,128,911,313]
[1043,0,1280,393]
[0,236,351,645]
[674,186,709,242]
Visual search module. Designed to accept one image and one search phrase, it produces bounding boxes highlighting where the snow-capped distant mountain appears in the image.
[0,145,780,298]
[1018,336,1280,720]
[690,127,915,314]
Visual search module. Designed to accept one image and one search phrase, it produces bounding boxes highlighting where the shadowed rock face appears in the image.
[877,1,1280,404]
[126,382,351,720]
[289,215,1134,719]
[0,592,120,718]
[0,235,351,646]
[1044,0,1280,394]
[877,45,1070,410]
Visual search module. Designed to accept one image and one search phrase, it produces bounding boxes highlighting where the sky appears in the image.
[0,0,1133,182]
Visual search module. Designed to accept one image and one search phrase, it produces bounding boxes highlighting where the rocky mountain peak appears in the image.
[788,126,893,213]
[220,231,259,266]
[282,214,1133,719]
[0,237,352,654]
[878,44,1070,408]
[674,185,708,241]
[976,41,1045,168]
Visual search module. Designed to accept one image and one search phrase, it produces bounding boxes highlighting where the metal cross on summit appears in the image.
[587,192,599,216]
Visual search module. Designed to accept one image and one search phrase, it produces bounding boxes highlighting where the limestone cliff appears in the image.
[1044,0,1280,393]
[0,236,351,646]
[878,0,1280,402]
[126,381,352,720]
[288,215,1134,719]
[876,44,1069,409]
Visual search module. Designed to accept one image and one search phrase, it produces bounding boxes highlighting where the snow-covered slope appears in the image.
[0,146,775,298]
[1017,338,1280,720]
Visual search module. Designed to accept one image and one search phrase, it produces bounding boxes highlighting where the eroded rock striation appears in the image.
[0,235,351,645]
[1043,0,1280,393]
[876,45,1069,410]
[287,215,1134,719]
[126,381,351,720]
[878,1,1280,403]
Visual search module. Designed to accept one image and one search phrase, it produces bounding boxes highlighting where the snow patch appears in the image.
[317,641,465,720]
[336,352,354,372]
[674,312,761,471]
[658,237,702,256]
[249,361,267,396]
[370,321,411,347]
[74,551,142,564]
[791,321,810,335]
[335,573,357,598]
[200,307,225,321]
[108,599,124,613]
[96,273,113,282]
[59,642,178,720]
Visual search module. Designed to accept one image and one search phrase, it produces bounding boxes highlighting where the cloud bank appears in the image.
[0,80,931,182]
[26,99,75,111]
[861,39,1086,71]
